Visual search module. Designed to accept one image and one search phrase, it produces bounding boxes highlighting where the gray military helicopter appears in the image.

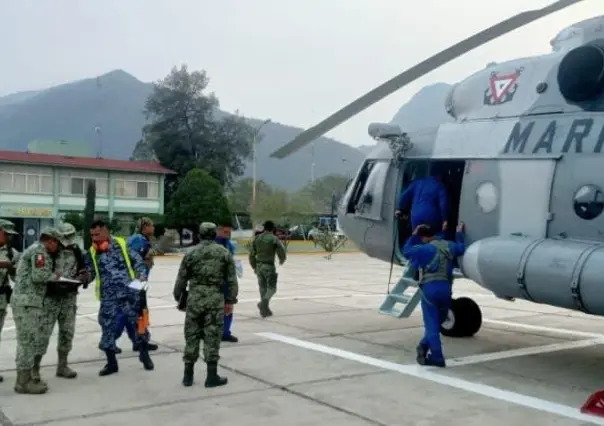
[270,0,604,340]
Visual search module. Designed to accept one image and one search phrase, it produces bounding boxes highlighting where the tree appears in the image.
[166,168,231,230]
[227,177,273,213]
[62,211,84,232]
[250,190,314,226]
[143,65,254,200]
[296,174,350,213]
[83,180,96,249]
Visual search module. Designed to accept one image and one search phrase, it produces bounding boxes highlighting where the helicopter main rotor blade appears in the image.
[270,0,586,159]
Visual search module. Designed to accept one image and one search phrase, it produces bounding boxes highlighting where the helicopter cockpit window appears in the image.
[573,184,604,220]
[347,159,389,220]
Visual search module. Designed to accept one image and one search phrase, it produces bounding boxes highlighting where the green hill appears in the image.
[0,70,365,191]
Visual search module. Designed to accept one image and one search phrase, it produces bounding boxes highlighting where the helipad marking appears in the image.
[446,338,604,367]
[257,332,604,425]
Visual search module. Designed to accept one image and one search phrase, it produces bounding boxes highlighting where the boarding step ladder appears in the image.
[378,266,422,318]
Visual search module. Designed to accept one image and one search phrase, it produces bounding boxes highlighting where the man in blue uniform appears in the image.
[403,222,465,368]
[85,219,155,376]
[110,217,159,354]
[216,222,238,343]
[395,168,449,233]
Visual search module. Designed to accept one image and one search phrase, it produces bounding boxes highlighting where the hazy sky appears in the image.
[0,0,601,148]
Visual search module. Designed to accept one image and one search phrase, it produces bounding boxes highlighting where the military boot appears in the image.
[204,361,227,388]
[56,352,77,379]
[138,343,155,371]
[182,363,194,387]
[133,342,158,352]
[257,301,269,318]
[14,370,48,394]
[31,355,47,387]
[99,350,119,376]
[0,374,3,382]
[265,301,273,317]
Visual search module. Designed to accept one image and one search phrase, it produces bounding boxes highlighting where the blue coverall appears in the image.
[403,231,465,364]
[114,233,152,343]
[398,175,448,230]
[84,240,149,352]
[216,236,235,338]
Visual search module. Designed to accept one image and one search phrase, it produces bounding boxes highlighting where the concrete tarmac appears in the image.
[1,253,604,425]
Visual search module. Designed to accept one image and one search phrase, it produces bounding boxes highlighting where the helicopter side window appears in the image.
[573,184,604,220]
[347,159,389,220]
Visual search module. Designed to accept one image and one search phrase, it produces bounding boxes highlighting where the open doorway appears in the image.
[396,159,467,251]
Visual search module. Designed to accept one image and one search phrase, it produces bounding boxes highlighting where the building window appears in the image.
[573,184,604,220]
[59,170,108,196]
[0,165,53,194]
[114,173,159,199]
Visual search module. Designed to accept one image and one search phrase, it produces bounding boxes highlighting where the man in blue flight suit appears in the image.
[403,222,465,368]
[395,167,449,233]
[105,217,159,354]
[216,222,239,343]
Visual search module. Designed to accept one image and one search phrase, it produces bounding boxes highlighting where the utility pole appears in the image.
[251,118,271,209]
[95,76,103,158]
[311,141,315,183]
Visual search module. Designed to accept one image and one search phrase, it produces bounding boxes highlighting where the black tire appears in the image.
[440,297,482,338]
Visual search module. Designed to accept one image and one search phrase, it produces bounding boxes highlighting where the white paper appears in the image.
[235,260,243,278]
[128,279,148,291]
[58,277,81,284]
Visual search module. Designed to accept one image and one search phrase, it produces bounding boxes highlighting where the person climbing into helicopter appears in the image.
[402,221,465,368]
[394,165,449,235]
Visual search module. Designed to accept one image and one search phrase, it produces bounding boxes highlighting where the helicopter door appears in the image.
[460,158,557,242]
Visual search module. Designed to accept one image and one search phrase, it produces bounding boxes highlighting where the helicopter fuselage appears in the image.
[337,24,604,317]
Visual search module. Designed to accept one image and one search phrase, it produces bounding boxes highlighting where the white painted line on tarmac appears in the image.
[446,338,604,367]
[257,332,604,425]
[483,319,604,339]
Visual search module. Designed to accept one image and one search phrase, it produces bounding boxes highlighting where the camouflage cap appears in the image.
[58,222,77,246]
[0,218,18,235]
[40,226,61,241]
[199,222,217,236]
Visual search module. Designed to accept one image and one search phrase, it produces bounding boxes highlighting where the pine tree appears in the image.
[83,180,96,249]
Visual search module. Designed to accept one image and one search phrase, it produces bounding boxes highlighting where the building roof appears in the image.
[0,150,175,174]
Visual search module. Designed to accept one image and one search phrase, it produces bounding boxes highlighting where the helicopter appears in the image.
[269,1,604,340]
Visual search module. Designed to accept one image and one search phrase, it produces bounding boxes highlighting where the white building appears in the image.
[0,149,174,248]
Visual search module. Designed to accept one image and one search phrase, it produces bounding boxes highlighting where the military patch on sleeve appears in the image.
[35,254,45,268]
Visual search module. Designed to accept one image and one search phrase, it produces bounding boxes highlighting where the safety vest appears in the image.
[419,239,452,285]
[89,236,135,300]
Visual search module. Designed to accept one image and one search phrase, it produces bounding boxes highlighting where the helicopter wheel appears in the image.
[440,297,482,338]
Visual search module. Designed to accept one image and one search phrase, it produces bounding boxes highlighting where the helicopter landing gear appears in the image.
[440,297,482,338]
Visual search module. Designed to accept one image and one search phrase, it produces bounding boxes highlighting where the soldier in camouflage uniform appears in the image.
[12,227,66,394]
[0,219,20,384]
[37,222,91,380]
[248,220,286,318]
[173,222,238,388]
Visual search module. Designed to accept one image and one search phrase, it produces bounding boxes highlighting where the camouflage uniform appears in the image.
[39,222,90,380]
[12,227,66,394]
[84,235,154,376]
[0,219,20,384]
[173,222,238,388]
[248,229,286,317]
